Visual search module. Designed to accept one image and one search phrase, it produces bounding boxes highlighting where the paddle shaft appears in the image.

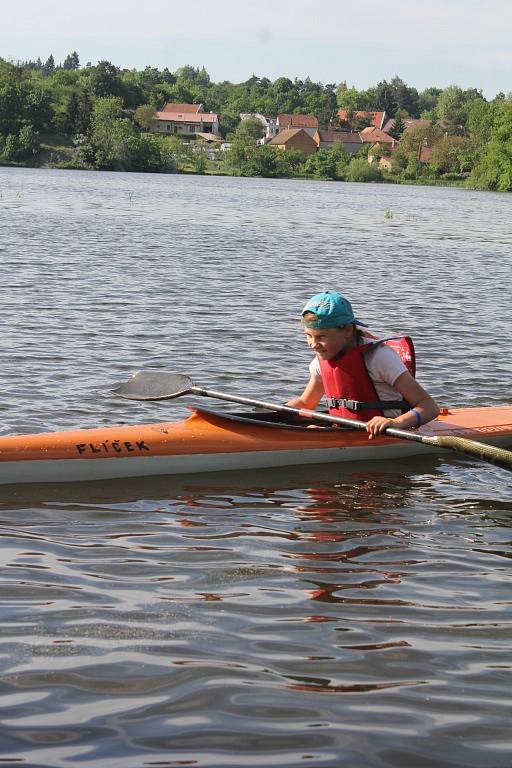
[189,386,424,441]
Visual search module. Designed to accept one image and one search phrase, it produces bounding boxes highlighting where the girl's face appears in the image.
[304,324,355,360]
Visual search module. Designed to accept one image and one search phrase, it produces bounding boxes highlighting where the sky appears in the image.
[2,0,511,98]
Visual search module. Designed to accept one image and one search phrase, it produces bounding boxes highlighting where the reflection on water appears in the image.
[1,458,511,766]
[0,168,511,766]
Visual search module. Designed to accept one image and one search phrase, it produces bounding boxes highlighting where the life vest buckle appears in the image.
[326,397,361,411]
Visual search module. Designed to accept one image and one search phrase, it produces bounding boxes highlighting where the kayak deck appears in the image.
[0,405,511,485]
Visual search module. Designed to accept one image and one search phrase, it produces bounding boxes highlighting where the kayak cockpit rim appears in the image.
[186,405,344,431]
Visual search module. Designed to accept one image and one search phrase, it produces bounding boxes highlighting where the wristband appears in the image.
[410,408,422,427]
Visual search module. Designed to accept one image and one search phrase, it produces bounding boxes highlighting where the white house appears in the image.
[240,113,277,139]
[151,103,220,137]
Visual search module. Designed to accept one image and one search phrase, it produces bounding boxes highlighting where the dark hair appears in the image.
[301,311,319,326]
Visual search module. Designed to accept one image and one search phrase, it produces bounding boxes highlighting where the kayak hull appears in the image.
[0,405,511,486]
[0,442,436,485]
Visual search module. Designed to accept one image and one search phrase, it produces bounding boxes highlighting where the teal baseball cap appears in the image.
[302,291,363,329]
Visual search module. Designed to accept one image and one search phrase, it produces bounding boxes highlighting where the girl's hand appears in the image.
[365,416,396,439]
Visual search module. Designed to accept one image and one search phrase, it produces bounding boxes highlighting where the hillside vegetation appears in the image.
[1,55,511,190]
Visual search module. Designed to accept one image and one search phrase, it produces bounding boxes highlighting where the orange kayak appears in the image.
[0,405,511,485]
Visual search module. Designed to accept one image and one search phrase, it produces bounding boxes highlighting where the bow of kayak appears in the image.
[0,405,511,486]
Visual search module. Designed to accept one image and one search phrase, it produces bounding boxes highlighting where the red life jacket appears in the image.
[319,336,416,422]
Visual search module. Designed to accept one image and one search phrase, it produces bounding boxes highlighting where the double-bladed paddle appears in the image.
[112,370,512,472]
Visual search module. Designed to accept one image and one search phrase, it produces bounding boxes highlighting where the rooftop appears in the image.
[268,128,312,144]
[337,110,386,129]
[316,130,363,143]
[277,114,319,128]
[161,103,202,114]
[154,112,218,123]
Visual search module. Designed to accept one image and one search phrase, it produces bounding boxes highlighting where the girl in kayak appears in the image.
[286,291,439,438]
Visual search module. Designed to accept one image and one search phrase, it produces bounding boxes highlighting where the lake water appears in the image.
[0,166,511,767]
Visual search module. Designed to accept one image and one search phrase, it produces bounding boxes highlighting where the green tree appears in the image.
[175,65,211,86]
[62,89,92,135]
[18,125,41,157]
[118,70,146,108]
[429,136,475,175]
[240,144,279,177]
[296,77,337,128]
[122,134,162,171]
[269,76,299,113]
[0,79,52,135]
[17,125,40,157]
[161,82,195,105]
[50,68,81,86]
[336,83,376,111]
[42,54,55,76]
[222,142,244,174]
[435,85,480,134]
[63,51,80,70]
[392,124,444,172]
[402,157,424,180]
[304,147,339,179]
[417,87,442,117]
[467,98,495,145]
[274,147,305,177]
[134,104,156,131]
[3,133,19,159]
[138,66,175,89]
[390,76,419,117]
[234,116,265,142]
[336,82,361,110]
[375,80,398,116]
[89,96,136,169]
[88,61,122,98]
[333,144,351,179]
[218,112,239,138]
[0,83,23,134]
[387,112,406,140]
[223,117,265,173]
[470,99,512,191]
[159,135,186,172]
[191,139,208,174]
[345,157,383,182]
[24,86,54,130]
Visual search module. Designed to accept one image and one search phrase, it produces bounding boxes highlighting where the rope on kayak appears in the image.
[422,435,512,472]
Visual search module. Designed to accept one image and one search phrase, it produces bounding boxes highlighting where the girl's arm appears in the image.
[285,375,325,410]
[366,371,439,439]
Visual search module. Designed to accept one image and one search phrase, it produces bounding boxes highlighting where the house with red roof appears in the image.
[151,102,220,137]
[337,110,386,130]
[160,103,203,114]
[361,127,397,169]
[359,126,396,147]
[276,114,319,137]
[383,117,432,135]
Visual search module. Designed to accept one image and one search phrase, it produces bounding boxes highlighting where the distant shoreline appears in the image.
[0,154,468,190]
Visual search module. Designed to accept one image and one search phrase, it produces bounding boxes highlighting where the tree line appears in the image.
[0,54,511,190]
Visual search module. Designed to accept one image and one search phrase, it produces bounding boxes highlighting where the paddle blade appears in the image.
[112,371,194,401]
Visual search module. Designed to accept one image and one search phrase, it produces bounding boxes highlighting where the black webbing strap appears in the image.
[326,397,409,412]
